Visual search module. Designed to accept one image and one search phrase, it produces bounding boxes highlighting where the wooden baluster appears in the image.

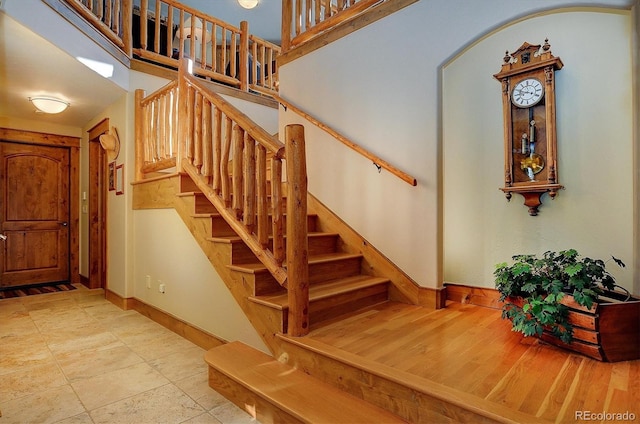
[267,47,273,89]
[232,124,244,219]
[134,89,145,181]
[166,4,174,59]
[171,87,178,157]
[230,28,238,80]
[202,98,213,178]
[122,0,132,56]
[281,0,292,51]
[189,16,197,68]
[221,28,227,79]
[178,9,185,59]
[213,108,223,194]
[144,103,152,163]
[295,0,302,35]
[140,0,148,50]
[154,0,161,53]
[251,41,258,88]
[285,124,309,337]
[153,99,160,161]
[194,91,203,171]
[201,18,208,69]
[239,21,249,92]
[158,95,166,159]
[96,0,104,20]
[243,133,256,233]
[256,145,268,248]
[271,157,284,266]
[177,61,189,171]
[105,0,112,28]
[305,0,312,31]
[221,116,232,207]
[186,86,195,164]
[211,24,218,72]
[315,0,321,24]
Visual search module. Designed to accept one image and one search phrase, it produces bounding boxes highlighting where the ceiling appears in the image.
[0,0,280,129]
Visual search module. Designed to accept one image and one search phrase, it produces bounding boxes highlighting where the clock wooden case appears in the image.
[494,39,563,216]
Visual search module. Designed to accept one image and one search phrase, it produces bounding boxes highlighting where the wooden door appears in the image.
[0,142,70,287]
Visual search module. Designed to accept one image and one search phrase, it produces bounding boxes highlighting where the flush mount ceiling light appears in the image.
[238,0,259,9]
[29,96,70,114]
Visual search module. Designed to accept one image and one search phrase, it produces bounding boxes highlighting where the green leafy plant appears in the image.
[494,249,625,344]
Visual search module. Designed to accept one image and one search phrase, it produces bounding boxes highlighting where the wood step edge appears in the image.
[207,232,340,244]
[228,252,363,274]
[205,341,405,423]
[249,275,389,309]
[276,334,549,424]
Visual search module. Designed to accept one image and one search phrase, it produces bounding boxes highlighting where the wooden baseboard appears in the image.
[105,291,226,350]
[444,283,502,309]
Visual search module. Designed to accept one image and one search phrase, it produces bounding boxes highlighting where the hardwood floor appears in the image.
[304,301,640,423]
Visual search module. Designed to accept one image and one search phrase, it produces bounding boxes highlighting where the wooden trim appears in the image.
[105,291,227,350]
[444,283,503,309]
[0,128,80,148]
[88,118,110,141]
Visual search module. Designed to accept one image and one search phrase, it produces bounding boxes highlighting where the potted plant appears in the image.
[494,249,638,361]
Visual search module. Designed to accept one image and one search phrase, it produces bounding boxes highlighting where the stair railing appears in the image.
[281,0,382,51]
[64,0,133,55]
[62,0,279,95]
[135,59,310,336]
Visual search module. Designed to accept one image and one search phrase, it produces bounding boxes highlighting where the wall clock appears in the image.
[494,39,563,216]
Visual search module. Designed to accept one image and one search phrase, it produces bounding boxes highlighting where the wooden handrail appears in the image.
[273,93,417,186]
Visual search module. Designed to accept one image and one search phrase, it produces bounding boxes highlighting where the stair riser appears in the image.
[308,284,389,328]
[208,368,302,424]
[279,341,504,423]
[229,234,339,265]
[210,214,318,237]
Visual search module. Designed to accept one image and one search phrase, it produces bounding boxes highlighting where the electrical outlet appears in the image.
[145,275,151,289]
[158,282,166,293]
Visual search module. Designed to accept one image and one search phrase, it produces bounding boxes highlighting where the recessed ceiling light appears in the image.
[29,96,70,114]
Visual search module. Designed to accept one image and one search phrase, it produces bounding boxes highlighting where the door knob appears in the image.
[60,222,68,227]
[0,234,6,241]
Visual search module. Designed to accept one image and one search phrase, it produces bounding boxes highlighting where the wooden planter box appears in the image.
[512,290,640,362]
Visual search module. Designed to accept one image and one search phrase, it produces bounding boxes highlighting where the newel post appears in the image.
[239,21,249,92]
[285,124,309,337]
[134,89,145,182]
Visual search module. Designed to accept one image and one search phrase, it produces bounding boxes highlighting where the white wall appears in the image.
[443,10,634,290]
[279,0,637,291]
[133,208,268,352]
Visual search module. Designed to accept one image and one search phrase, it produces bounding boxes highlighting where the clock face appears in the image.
[511,78,544,108]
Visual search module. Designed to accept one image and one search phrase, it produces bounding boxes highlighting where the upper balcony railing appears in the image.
[64,0,280,95]
[281,0,382,51]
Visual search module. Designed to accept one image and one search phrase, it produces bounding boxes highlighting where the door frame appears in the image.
[88,119,109,290]
[0,127,80,285]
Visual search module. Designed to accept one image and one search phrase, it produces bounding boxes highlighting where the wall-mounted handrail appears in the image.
[274,93,417,186]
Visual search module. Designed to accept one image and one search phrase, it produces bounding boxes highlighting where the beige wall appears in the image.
[443,10,634,290]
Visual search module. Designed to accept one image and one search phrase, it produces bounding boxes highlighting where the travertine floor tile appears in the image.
[0,289,260,424]
[0,384,85,424]
[71,361,170,410]
[89,383,205,424]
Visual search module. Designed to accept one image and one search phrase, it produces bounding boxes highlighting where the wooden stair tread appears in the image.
[276,333,550,424]
[249,275,389,309]
[228,252,363,274]
[205,341,404,423]
[208,232,339,244]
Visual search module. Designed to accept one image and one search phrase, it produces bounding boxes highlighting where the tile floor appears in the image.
[0,285,260,424]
